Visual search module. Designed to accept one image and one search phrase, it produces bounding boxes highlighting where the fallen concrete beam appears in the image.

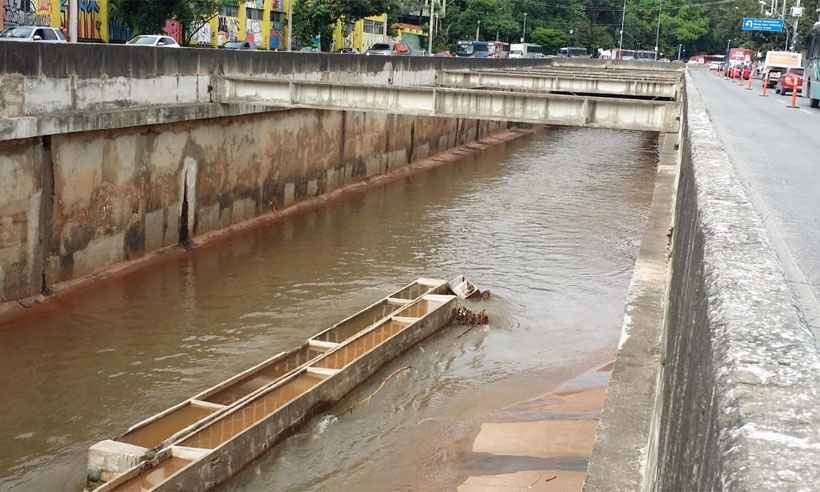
[215,77,680,133]
[437,69,680,99]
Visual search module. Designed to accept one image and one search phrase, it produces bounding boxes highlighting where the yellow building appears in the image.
[332,14,387,52]
[202,0,291,49]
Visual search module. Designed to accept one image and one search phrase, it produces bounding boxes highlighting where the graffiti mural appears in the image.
[246,17,262,47]
[269,29,280,50]
[188,22,211,46]
[60,0,105,40]
[163,19,181,43]
[3,0,49,28]
[216,15,239,45]
[78,0,102,40]
[108,17,131,42]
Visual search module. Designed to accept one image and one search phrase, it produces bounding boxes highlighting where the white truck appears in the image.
[763,51,802,87]
[509,43,544,58]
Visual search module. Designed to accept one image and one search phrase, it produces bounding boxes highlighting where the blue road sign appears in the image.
[741,18,785,32]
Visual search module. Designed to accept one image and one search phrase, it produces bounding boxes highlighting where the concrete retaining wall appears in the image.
[0,108,506,302]
[0,44,550,122]
[586,71,820,490]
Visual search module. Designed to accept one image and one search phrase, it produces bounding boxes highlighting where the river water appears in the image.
[0,127,658,491]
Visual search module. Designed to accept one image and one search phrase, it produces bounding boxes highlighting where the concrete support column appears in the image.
[68,0,78,43]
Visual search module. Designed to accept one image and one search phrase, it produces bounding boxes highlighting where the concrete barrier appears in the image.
[0,43,552,136]
[586,71,820,490]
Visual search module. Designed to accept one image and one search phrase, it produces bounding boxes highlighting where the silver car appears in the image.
[126,35,180,48]
[366,43,393,56]
[0,26,66,42]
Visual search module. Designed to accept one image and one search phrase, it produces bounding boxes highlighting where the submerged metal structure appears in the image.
[88,278,456,491]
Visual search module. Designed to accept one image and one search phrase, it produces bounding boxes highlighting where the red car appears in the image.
[776,67,803,95]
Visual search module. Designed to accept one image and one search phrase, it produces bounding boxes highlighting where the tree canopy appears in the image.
[110,0,820,56]
[437,0,818,57]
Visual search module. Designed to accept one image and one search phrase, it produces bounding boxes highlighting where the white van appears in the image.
[510,43,544,59]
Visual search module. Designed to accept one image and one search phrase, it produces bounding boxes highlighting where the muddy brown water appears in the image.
[0,127,658,491]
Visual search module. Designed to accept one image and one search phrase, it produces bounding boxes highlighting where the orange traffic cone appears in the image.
[788,84,799,108]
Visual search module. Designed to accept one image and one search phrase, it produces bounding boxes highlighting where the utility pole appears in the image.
[654,0,662,60]
[619,0,626,52]
[782,0,789,50]
[790,0,801,51]
[287,0,293,50]
[428,0,435,56]
[522,13,527,43]
[69,0,78,43]
[476,19,480,41]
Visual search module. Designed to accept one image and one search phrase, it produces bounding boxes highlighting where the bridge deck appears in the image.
[215,75,681,133]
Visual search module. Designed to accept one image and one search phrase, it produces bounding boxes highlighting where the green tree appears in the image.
[530,27,570,52]
[110,0,176,35]
[292,0,396,50]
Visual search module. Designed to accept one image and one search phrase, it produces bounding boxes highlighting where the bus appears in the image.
[510,43,544,58]
[634,50,657,61]
[488,41,509,58]
[559,46,589,58]
[807,21,820,108]
[455,40,490,58]
[611,49,635,60]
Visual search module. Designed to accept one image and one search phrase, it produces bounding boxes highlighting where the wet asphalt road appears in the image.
[689,68,820,339]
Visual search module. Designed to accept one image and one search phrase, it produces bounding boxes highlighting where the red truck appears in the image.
[725,47,754,78]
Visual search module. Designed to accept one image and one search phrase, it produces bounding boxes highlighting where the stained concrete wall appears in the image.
[651,73,820,491]
[586,70,820,490]
[0,108,504,302]
[0,43,551,123]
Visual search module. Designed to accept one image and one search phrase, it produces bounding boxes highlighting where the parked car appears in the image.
[0,26,66,42]
[223,41,255,50]
[708,61,721,70]
[366,43,393,56]
[433,50,453,57]
[336,47,359,54]
[764,66,788,87]
[299,46,320,53]
[776,67,804,95]
[126,35,180,47]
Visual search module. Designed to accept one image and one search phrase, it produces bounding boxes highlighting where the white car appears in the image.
[0,26,67,42]
[126,35,180,47]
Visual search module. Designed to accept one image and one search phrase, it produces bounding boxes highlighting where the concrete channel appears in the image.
[0,46,817,490]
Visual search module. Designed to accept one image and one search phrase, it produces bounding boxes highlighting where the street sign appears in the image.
[741,18,785,32]
[791,6,803,17]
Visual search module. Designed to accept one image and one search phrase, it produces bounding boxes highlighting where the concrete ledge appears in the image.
[584,132,678,490]
[586,69,820,490]
[0,103,279,141]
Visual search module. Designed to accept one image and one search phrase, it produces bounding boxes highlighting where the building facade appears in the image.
[0,0,291,49]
